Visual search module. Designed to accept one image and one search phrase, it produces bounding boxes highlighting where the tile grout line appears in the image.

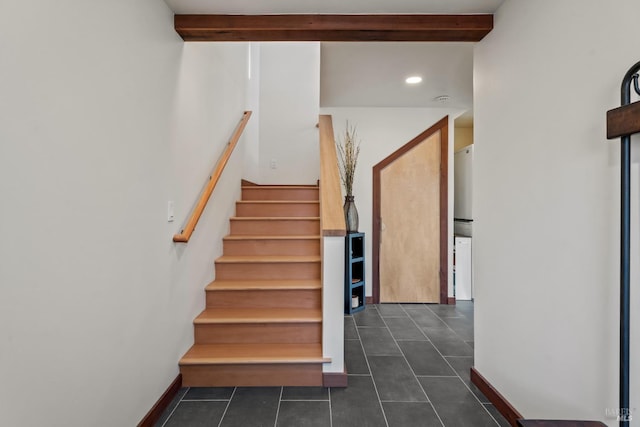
[273,387,283,427]
[423,304,502,426]
[424,304,474,345]
[328,387,333,427]
[391,304,446,427]
[352,310,390,427]
[216,387,236,427]
[159,387,189,427]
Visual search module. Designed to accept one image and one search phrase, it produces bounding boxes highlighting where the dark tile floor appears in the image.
[156,302,510,427]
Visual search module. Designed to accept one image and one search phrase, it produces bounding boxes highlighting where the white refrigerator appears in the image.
[454,144,473,236]
[454,236,473,300]
[454,145,473,300]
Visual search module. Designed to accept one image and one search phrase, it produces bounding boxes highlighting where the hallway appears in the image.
[157,302,509,426]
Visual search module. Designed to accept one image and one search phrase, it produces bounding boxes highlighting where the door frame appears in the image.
[372,116,449,304]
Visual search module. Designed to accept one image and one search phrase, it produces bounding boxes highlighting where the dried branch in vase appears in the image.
[336,121,361,197]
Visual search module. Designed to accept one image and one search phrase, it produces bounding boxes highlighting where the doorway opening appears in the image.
[372,116,449,304]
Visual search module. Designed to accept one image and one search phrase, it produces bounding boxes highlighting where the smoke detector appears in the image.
[434,95,450,103]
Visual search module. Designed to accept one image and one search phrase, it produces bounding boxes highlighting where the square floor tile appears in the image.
[443,356,490,404]
[382,402,442,427]
[421,327,460,341]
[426,304,463,319]
[276,401,331,427]
[468,382,491,404]
[358,327,401,356]
[345,339,370,375]
[441,317,474,341]
[368,356,427,402]
[398,341,456,376]
[385,317,428,341]
[429,335,474,357]
[155,387,188,427]
[484,403,511,427]
[376,304,408,317]
[444,356,473,383]
[163,401,227,427]
[400,303,426,310]
[406,309,448,329]
[344,316,358,340]
[331,376,386,427]
[417,376,476,403]
[431,399,497,427]
[353,307,386,327]
[183,387,234,400]
[281,387,328,401]
[220,387,280,427]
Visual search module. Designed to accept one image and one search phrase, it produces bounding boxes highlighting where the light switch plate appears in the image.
[168,201,175,222]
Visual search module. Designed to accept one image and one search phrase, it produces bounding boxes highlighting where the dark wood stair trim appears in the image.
[470,367,522,427]
[518,421,607,427]
[323,369,348,387]
[137,374,182,427]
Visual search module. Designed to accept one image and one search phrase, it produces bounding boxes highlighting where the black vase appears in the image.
[343,195,359,233]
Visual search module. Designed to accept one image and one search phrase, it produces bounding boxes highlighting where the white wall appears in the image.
[322,236,345,373]
[259,43,320,184]
[0,2,249,426]
[243,43,261,184]
[320,108,464,300]
[474,0,640,424]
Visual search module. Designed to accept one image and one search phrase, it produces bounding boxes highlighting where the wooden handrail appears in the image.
[318,115,347,237]
[173,111,252,243]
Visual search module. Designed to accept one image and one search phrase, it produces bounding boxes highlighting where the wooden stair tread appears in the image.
[241,185,318,189]
[195,307,322,323]
[223,235,320,241]
[180,343,329,365]
[180,179,326,387]
[237,200,319,204]
[216,255,321,263]
[230,216,320,221]
[207,279,321,291]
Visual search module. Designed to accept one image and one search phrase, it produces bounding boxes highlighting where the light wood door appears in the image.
[379,131,441,302]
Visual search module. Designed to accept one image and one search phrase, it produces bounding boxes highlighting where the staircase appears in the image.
[179,183,329,387]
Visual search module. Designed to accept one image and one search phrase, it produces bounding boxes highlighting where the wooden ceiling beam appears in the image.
[174,14,493,42]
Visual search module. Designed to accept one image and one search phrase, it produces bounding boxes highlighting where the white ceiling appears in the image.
[320,42,473,111]
[164,0,504,14]
[164,0,505,125]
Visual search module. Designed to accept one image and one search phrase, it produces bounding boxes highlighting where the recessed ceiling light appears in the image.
[405,76,422,84]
